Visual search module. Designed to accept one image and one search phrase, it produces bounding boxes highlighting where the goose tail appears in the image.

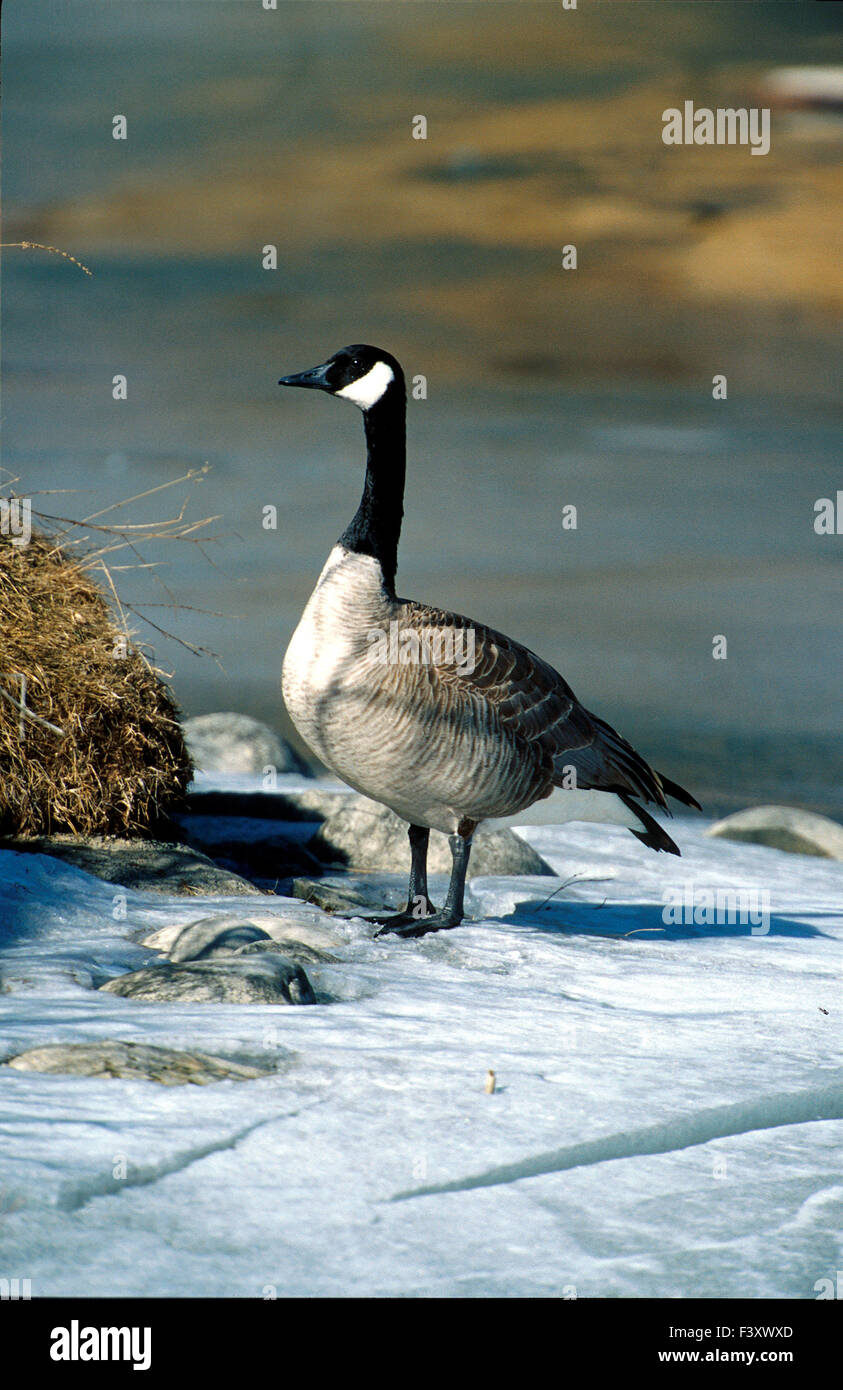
[658,774,702,812]
[619,793,682,855]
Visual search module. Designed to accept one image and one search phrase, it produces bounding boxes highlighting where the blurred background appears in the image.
[3,0,841,814]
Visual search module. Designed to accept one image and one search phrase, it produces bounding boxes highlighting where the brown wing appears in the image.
[399,598,696,813]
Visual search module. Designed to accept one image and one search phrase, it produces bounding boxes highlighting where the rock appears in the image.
[262,918,347,951]
[706,806,843,860]
[457,829,554,876]
[5,1041,274,1085]
[308,796,554,877]
[0,834,261,896]
[233,938,337,966]
[165,918,273,963]
[291,876,407,916]
[183,713,312,776]
[141,911,345,956]
[99,955,316,1005]
[158,916,337,965]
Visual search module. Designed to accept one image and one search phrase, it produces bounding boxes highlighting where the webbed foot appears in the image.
[374,909,463,939]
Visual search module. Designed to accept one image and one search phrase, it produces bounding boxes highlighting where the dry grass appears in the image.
[0,482,214,837]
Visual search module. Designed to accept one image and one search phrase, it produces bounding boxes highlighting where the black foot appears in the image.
[359,896,437,933]
[374,910,463,939]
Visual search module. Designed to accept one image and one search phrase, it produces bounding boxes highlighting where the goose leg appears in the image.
[365,824,437,930]
[376,832,472,939]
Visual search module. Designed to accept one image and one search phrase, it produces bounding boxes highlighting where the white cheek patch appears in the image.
[336,361,394,409]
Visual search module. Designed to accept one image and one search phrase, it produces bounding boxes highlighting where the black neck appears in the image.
[338,381,406,594]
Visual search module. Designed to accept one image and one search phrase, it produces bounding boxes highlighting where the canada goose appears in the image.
[279,345,700,938]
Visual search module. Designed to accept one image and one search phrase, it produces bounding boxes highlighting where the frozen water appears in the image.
[0,776,840,1298]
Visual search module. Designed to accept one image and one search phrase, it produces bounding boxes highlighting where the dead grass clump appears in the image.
[0,531,193,837]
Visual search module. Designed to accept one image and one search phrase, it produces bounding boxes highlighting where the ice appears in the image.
[0,776,840,1298]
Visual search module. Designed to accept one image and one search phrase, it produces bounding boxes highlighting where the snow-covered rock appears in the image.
[5,1042,273,1086]
[164,918,273,962]
[707,805,843,859]
[155,916,337,968]
[99,955,316,1005]
[1,834,261,896]
[141,911,343,956]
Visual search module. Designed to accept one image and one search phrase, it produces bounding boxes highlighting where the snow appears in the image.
[0,777,841,1298]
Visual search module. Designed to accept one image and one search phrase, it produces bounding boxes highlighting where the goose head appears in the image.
[278,344,404,411]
